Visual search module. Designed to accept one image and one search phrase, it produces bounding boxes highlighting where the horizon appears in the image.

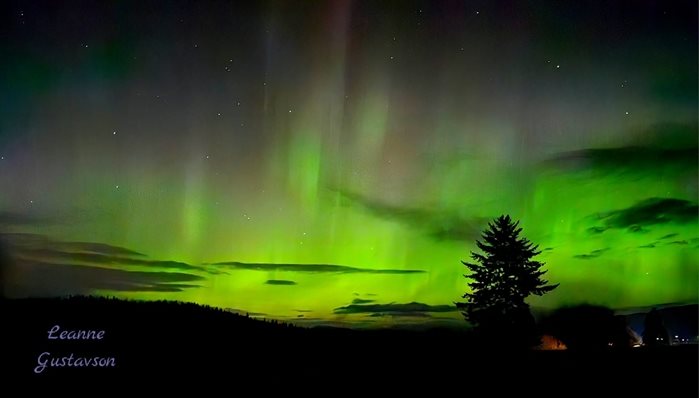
[6,295,699,335]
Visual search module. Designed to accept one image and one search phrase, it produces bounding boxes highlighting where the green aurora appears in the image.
[0,1,697,326]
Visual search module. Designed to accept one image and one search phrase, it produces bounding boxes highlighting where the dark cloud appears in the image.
[1,232,207,297]
[334,302,457,314]
[545,123,698,174]
[331,188,488,242]
[573,248,609,260]
[213,261,426,274]
[0,233,143,259]
[428,219,487,241]
[668,240,689,246]
[0,232,50,247]
[5,258,203,297]
[285,312,466,329]
[0,233,217,274]
[50,242,145,257]
[336,189,433,224]
[368,312,433,318]
[288,317,324,322]
[547,146,697,172]
[637,123,699,149]
[351,298,375,304]
[636,237,693,248]
[627,225,649,233]
[0,211,60,226]
[587,226,608,234]
[286,319,378,329]
[265,279,297,285]
[595,198,698,229]
[658,233,679,240]
[16,248,209,273]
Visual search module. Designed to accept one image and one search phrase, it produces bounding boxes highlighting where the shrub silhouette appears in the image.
[542,305,626,350]
[642,308,670,346]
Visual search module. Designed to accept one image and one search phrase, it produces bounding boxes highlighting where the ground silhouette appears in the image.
[541,305,639,350]
[2,296,697,394]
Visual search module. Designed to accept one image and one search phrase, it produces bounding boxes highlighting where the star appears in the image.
[217,113,221,116]
[625,111,629,115]
[113,131,117,135]
[115,185,119,189]
[556,64,560,69]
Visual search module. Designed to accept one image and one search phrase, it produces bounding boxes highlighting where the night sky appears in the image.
[1,0,697,327]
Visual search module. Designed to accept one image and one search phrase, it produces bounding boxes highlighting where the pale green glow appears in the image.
[70,159,697,322]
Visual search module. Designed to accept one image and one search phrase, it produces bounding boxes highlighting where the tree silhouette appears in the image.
[541,305,631,350]
[457,215,558,348]
[642,308,670,346]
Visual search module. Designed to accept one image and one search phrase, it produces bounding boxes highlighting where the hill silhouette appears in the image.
[2,296,697,393]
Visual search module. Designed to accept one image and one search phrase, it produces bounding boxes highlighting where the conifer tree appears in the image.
[457,215,558,347]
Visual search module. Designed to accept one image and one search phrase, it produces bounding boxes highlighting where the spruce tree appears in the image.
[457,215,558,347]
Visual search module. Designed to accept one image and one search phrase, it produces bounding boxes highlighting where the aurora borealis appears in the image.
[1,0,697,327]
